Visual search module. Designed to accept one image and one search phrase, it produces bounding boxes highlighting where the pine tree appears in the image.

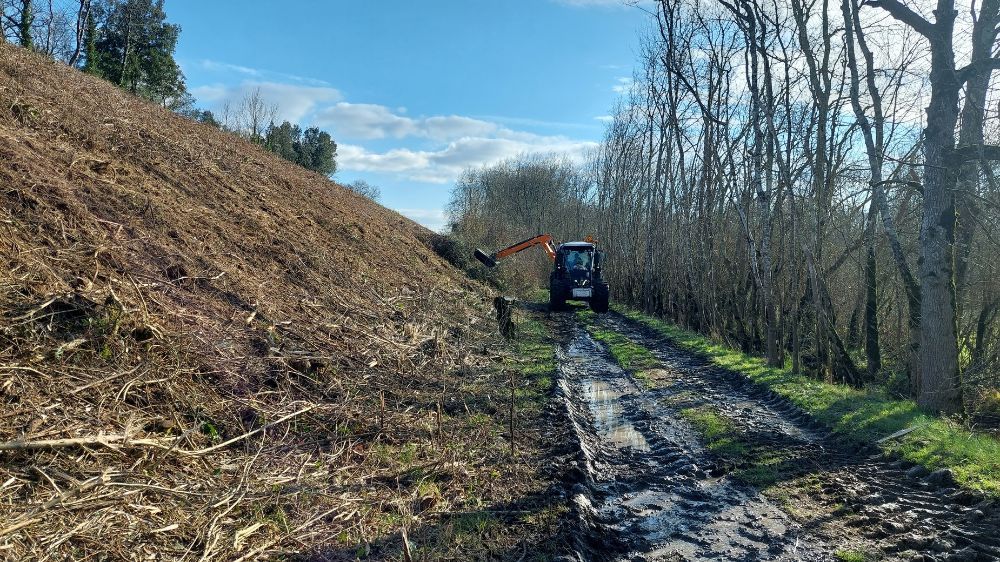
[299,127,337,176]
[261,122,338,176]
[94,0,186,105]
[265,121,303,163]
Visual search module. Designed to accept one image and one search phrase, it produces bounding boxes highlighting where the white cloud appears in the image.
[197,59,331,86]
[422,116,499,141]
[189,84,228,102]
[338,144,430,174]
[189,83,597,185]
[338,132,599,185]
[474,114,603,131]
[314,103,498,141]
[200,60,260,77]
[395,208,449,232]
[191,81,342,124]
[612,77,633,93]
[188,71,599,193]
[316,103,415,139]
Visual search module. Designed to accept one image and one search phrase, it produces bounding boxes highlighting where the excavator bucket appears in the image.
[473,249,498,268]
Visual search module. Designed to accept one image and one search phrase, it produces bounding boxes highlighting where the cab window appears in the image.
[565,250,592,270]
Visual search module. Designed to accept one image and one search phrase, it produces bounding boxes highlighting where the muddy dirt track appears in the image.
[551,310,1000,561]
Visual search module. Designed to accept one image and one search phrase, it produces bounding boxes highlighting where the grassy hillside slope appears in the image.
[0,45,563,560]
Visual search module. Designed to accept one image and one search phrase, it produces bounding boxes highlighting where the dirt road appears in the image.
[553,311,1000,561]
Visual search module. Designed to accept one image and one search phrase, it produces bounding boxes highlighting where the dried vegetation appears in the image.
[0,44,566,560]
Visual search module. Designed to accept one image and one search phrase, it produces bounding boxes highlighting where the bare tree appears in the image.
[448,0,1000,412]
[346,179,381,202]
[68,0,90,66]
[221,87,279,143]
[867,0,1000,413]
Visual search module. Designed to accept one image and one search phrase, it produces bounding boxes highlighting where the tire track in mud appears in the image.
[555,311,1000,561]
[556,316,831,560]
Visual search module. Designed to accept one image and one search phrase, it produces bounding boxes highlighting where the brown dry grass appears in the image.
[0,44,569,560]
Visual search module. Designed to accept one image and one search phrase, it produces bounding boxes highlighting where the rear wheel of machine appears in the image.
[549,286,566,311]
[591,286,610,313]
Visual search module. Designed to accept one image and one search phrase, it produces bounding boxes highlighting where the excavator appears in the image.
[474,234,610,313]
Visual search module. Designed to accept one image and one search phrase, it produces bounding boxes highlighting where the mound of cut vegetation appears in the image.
[0,44,562,560]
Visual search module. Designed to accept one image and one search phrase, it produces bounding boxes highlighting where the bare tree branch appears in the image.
[951,143,1000,162]
[865,0,935,37]
[957,57,1000,83]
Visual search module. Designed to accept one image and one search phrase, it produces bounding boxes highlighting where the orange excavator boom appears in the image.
[474,234,556,268]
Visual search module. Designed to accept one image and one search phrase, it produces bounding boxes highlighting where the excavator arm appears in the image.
[473,234,556,268]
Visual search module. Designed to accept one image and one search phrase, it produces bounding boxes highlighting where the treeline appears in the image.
[449,155,592,289]
[449,0,1000,415]
[2,0,187,108]
[212,87,339,176]
[1,1,340,177]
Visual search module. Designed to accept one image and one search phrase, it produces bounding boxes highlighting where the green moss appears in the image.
[617,305,1000,497]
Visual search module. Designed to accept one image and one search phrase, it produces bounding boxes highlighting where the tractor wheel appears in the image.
[591,286,610,313]
[590,296,609,313]
[549,287,566,311]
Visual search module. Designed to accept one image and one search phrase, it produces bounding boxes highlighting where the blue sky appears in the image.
[168,0,651,231]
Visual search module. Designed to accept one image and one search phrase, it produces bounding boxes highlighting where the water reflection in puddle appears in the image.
[582,378,650,451]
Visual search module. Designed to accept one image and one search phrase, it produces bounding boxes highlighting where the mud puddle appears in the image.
[556,320,831,560]
[580,378,650,451]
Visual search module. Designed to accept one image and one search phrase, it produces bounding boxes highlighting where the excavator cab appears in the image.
[473,234,610,313]
[550,242,609,312]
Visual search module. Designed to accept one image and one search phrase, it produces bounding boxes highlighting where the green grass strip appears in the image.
[679,406,748,458]
[834,549,874,562]
[614,305,1000,497]
[505,316,558,412]
[577,308,658,387]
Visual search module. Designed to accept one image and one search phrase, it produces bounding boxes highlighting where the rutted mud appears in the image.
[557,320,831,560]
[554,311,1000,561]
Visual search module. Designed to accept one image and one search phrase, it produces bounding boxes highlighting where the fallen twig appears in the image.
[0,434,172,452]
[0,517,41,538]
[0,405,315,455]
[876,423,928,444]
[69,365,142,394]
[183,404,316,456]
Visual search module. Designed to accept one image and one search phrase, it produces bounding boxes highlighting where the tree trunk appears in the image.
[863,218,882,377]
[842,0,883,379]
[972,298,998,370]
[918,8,963,414]
[69,0,91,67]
[19,0,33,48]
[955,0,1000,309]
